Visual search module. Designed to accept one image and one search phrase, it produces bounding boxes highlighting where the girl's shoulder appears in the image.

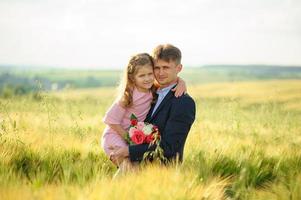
[109,99,127,111]
[132,88,152,100]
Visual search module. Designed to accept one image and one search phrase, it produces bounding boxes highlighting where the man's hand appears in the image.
[110,146,129,165]
[172,77,187,98]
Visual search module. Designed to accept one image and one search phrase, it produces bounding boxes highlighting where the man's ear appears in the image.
[176,64,182,73]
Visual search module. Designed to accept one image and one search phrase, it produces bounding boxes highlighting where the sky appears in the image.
[0,0,300,69]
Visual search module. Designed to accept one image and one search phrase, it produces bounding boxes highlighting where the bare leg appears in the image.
[113,158,138,178]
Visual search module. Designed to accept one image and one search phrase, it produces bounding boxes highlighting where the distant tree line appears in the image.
[1,65,301,98]
[201,65,301,79]
[0,72,120,98]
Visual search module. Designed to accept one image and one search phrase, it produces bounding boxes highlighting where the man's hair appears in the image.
[152,44,182,64]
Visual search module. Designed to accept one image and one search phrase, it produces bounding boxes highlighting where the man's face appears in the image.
[154,59,182,87]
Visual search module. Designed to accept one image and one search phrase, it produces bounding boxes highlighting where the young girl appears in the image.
[101,53,186,172]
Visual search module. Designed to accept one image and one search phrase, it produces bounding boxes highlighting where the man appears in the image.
[111,44,196,164]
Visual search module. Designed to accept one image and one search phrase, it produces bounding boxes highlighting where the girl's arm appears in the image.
[108,124,127,138]
[172,77,187,97]
[103,101,128,138]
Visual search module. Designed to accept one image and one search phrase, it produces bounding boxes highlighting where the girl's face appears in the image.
[133,64,154,92]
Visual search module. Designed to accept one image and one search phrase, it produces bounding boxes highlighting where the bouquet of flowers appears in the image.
[125,114,167,163]
[124,114,160,145]
[124,114,165,163]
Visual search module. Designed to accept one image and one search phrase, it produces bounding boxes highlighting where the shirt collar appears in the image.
[156,83,177,95]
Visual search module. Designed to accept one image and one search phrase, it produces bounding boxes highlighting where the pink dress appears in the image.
[101,88,153,156]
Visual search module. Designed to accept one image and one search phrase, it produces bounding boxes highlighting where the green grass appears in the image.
[0,80,301,199]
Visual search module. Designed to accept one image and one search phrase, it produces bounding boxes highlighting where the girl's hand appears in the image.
[110,146,129,165]
[172,77,187,98]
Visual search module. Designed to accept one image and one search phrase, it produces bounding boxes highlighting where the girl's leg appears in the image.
[101,133,139,178]
[120,158,136,172]
[113,158,139,178]
[101,132,128,165]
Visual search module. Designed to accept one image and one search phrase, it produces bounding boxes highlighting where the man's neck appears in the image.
[159,80,178,90]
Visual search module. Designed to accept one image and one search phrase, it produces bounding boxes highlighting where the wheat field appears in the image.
[0,80,301,200]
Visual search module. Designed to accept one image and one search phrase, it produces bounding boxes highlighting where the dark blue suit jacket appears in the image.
[129,88,196,163]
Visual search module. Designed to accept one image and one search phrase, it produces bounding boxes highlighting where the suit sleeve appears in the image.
[129,96,196,162]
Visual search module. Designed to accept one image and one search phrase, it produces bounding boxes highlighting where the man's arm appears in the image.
[129,96,196,162]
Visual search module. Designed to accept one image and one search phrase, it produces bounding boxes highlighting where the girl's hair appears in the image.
[118,53,158,108]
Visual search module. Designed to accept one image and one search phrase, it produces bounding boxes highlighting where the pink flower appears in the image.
[131,129,146,144]
[129,127,138,137]
[137,122,145,130]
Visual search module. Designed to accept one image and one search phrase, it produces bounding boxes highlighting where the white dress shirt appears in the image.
[151,83,177,117]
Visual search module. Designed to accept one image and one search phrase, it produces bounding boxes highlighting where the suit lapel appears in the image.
[150,90,174,121]
[145,103,155,122]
